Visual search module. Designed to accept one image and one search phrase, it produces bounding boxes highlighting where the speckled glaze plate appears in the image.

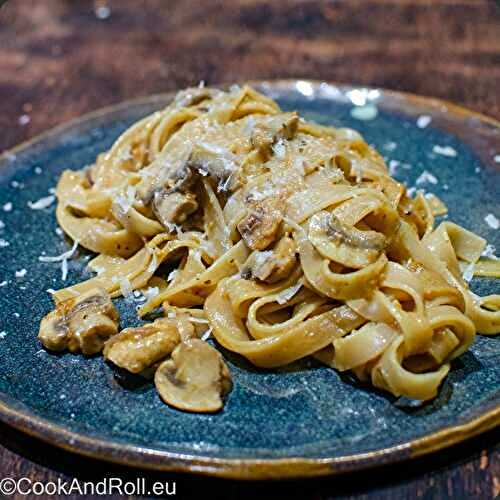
[0,81,498,479]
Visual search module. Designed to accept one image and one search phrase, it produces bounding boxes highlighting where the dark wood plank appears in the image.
[1,0,500,154]
[0,1,499,498]
[0,421,499,499]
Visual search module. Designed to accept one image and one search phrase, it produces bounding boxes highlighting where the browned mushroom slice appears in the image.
[155,339,232,413]
[150,161,200,228]
[308,211,386,269]
[244,236,297,283]
[238,194,285,250]
[153,190,198,226]
[327,213,386,250]
[38,288,119,355]
[250,112,299,159]
[104,318,189,374]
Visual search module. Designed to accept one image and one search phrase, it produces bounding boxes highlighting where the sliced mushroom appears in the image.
[153,190,198,227]
[150,161,201,228]
[39,288,119,355]
[188,142,240,192]
[328,213,386,250]
[250,112,299,160]
[103,318,189,374]
[244,236,297,283]
[155,339,232,413]
[238,194,284,250]
[308,211,386,269]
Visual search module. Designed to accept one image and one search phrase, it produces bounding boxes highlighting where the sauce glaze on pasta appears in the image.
[40,85,500,409]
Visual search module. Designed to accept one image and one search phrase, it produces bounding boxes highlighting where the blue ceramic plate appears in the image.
[0,81,498,479]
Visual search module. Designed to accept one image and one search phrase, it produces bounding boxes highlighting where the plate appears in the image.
[0,81,498,479]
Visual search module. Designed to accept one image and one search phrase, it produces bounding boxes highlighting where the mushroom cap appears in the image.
[308,211,384,269]
[38,309,70,351]
[155,339,232,413]
[38,287,119,355]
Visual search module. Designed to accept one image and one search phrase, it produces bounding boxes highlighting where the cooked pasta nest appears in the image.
[38,85,500,412]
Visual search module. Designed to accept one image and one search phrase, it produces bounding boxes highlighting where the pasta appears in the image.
[38,85,500,411]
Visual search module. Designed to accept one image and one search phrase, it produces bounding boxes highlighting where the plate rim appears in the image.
[0,79,499,479]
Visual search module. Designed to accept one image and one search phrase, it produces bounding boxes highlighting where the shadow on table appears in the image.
[0,420,498,499]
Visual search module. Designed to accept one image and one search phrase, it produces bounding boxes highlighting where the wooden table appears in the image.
[0,1,499,498]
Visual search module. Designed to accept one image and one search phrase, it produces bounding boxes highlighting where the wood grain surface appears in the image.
[0,1,499,498]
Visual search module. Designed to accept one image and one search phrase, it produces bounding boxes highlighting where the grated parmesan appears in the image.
[39,240,79,263]
[119,277,134,301]
[28,195,55,210]
[142,286,159,301]
[0,331,7,340]
[147,252,158,273]
[406,187,417,197]
[189,317,209,324]
[217,174,234,193]
[272,139,286,159]
[15,269,27,278]
[432,145,457,157]
[416,115,432,129]
[383,141,397,151]
[164,222,183,234]
[115,146,132,163]
[484,213,499,230]
[115,185,136,214]
[276,283,302,305]
[247,184,277,202]
[39,240,78,281]
[482,244,498,260]
[388,160,400,176]
[350,104,378,121]
[416,171,438,185]
[462,263,475,283]
[0,239,9,248]
[61,258,68,281]
[0,281,7,287]
[352,163,364,183]
[167,269,178,282]
[201,327,213,341]
[34,166,42,174]
[2,202,12,212]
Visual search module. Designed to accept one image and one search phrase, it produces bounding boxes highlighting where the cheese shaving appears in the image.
[432,145,457,157]
[484,214,499,230]
[416,115,432,129]
[39,240,79,263]
[28,195,56,210]
[416,171,438,185]
[276,283,302,305]
[15,269,27,278]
